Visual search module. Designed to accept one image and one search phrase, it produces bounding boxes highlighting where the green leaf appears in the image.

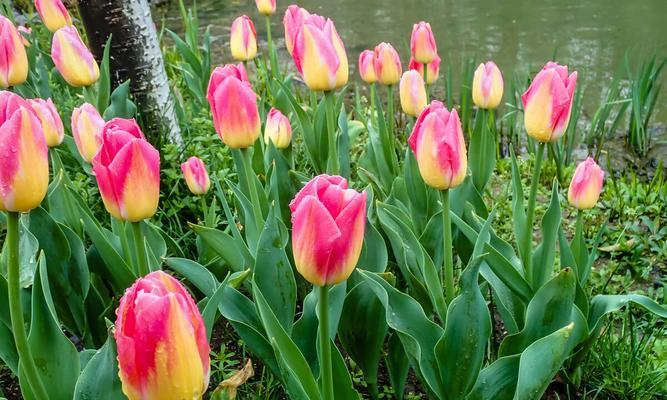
[190,224,253,272]
[0,321,18,375]
[164,257,218,296]
[103,81,137,120]
[96,35,112,113]
[386,332,409,400]
[73,335,124,400]
[469,109,497,192]
[510,148,528,268]
[588,294,667,334]
[202,274,231,340]
[330,337,361,399]
[531,181,561,289]
[467,355,520,400]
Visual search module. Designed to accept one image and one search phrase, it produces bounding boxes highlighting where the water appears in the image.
[155,0,667,127]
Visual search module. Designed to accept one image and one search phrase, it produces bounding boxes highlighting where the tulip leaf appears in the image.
[0,214,38,289]
[96,35,112,113]
[510,148,528,270]
[202,274,232,340]
[0,318,18,376]
[330,336,361,400]
[190,223,253,272]
[265,143,295,224]
[386,332,410,400]
[337,107,351,179]
[588,294,667,334]
[225,177,263,253]
[357,214,388,273]
[469,109,497,192]
[467,354,521,400]
[164,257,218,297]
[403,150,430,232]
[103,80,137,120]
[531,180,561,289]
[73,334,124,400]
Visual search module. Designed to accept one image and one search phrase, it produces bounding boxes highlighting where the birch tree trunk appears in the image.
[78,0,182,147]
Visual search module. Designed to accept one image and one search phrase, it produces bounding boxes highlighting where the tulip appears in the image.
[51,26,100,87]
[410,21,437,64]
[290,174,367,286]
[17,26,31,47]
[230,15,257,62]
[207,67,260,149]
[255,0,276,16]
[71,103,105,162]
[568,157,604,210]
[34,0,72,32]
[181,156,210,196]
[358,50,377,84]
[28,98,64,147]
[521,61,577,142]
[92,118,160,222]
[373,42,401,85]
[472,61,504,109]
[0,17,28,88]
[115,271,210,400]
[408,101,467,190]
[0,91,49,212]
[283,5,310,55]
[399,70,427,117]
[409,55,440,85]
[292,14,348,91]
[264,107,292,149]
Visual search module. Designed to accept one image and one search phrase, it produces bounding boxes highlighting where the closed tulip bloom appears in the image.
[230,15,257,61]
[181,156,210,196]
[472,61,504,109]
[255,0,276,16]
[0,17,28,88]
[51,26,100,87]
[568,157,604,210]
[71,103,104,162]
[115,271,210,400]
[410,21,437,64]
[522,61,577,142]
[292,14,348,91]
[290,175,366,286]
[283,5,310,55]
[28,98,64,147]
[92,118,160,221]
[408,101,467,190]
[264,107,292,149]
[206,63,249,103]
[399,70,427,117]
[358,50,377,84]
[34,0,72,32]
[408,55,440,85]
[0,91,48,212]
[207,69,260,149]
[373,42,401,85]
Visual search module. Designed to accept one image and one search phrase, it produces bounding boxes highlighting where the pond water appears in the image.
[156,0,667,138]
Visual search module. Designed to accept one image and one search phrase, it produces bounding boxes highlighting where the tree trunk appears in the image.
[78,0,182,147]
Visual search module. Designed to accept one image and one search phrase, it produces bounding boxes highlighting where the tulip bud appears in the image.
[71,103,104,162]
[34,0,72,32]
[0,91,49,212]
[51,26,100,87]
[568,157,604,210]
[290,175,366,286]
[522,61,577,142]
[255,0,276,16]
[399,70,427,117]
[410,21,437,64]
[207,66,260,149]
[264,107,292,149]
[358,50,377,84]
[408,55,440,85]
[292,14,348,91]
[28,98,64,147]
[115,271,210,400]
[181,156,210,196]
[408,101,467,190]
[92,118,160,221]
[17,26,31,47]
[230,15,257,62]
[206,63,249,103]
[283,5,310,55]
[0,17,28,88]
[472,61,504,109]
[373,42,401,85]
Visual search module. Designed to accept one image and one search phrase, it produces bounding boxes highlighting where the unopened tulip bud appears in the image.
[71,103,104,162]
[181,156,210,196]
[410,21,437,64]
[34,0,72,32]
[373,42,401,85]
[51,26,100,87]
[28,98,64,147]
[0,17,28,88]
[358,50,377,84]
[230,15,257,62]
[255,0,276,16]
[400,70,427,117]
[264,107,292,149]
[283,5,310,55]
[472,61,504,109]
[568,157,604,210]
[408,55,440,85]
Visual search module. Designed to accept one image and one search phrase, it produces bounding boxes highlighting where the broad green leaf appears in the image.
[467,355,520,400]
[164,257,218,296]
[588,294,667,334]
[531,181,561,289]
[201,274,231,340]
[510,148,528,269]
[469,109,497,192]
[190,224,253,272]
[0,322,18,375]
[73,335,124,400]
[386,332,409,400]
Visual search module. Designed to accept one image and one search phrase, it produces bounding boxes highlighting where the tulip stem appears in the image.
[441,190,455,304]
[265,16,278,79]
[369,83,377,125]
[318,285,334,400]
[200,195,209,226]
[386,84,395,140]
[324,90,340,175]
[242,147,263,231]
[6,212,49,400]
[423,64,429,102]
[132,221,149,276]
[523,141,545,288]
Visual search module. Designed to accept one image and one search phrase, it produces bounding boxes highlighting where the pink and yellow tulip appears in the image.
[410,21,437,64]
[230,15,258,62]
[358,50,377,84]
[408,55,440,85]
[115,271,210,400]
[283,5,310,55]
[28,98,64,147]
[255,0,276,16]
[71,103,105,162]
[568,157,604,210]
[181,156,210,196]
[206,63,249,102]
[34,0,72,32]
[399,70,427,117]
[373,42,401,85]
[51,26,100,87]
[408,101,467,190]
[472,61,504,109]
[290,175,367,286]
[291,14,348,91]
[522,61,577,142]
[264,107,292,149]
[0,91,48,212]
[0,17,28,88]
[92,118,160,222]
